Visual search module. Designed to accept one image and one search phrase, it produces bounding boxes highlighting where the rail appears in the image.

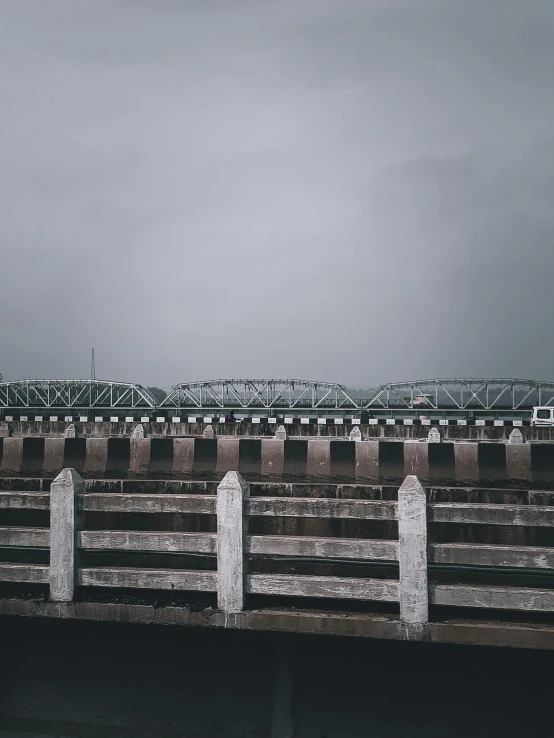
[3,471,554,632]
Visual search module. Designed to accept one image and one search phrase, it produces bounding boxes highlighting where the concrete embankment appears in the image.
[1,436,553,484]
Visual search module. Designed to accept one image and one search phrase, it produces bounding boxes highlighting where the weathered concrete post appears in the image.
[49,468,84,602]
[217,471,249,613]
[349,426,362,441]
[275,425,287,441]
[427,427,441,443]
[397,475,428,637]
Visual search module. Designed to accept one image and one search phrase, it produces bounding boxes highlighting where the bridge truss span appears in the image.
[365,378,554,411]
[0,380,156,410]
[160,379,359,410]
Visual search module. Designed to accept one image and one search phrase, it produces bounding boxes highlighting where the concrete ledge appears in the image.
[2,597,554,650]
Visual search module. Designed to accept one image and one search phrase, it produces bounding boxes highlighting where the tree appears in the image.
[147,386,167,404]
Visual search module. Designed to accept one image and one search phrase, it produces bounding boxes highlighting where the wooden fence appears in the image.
[2,469,554,630]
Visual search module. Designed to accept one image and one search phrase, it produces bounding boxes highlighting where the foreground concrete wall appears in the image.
[4,419,554,442]
[1,619,552,737]
[1,436,554,484]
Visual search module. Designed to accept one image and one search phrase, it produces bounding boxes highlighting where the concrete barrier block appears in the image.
[509,428,524,444]
[307,440,331,478]
[216,438,240,474]
[261,439,285,477]
[454,443,479,482]
[132,423,145,439]
[0,422,9,438]
[428,428,441,443]
[130,438,151,475]
[83,438,109,474]
[43,438,66,475]
[172,438,195,474]
[404,442,429,479]
[64,423,76,438]
[203,424,215,439]
[1,438,23,473]
[506,444,532,480]
[355,441,379,481]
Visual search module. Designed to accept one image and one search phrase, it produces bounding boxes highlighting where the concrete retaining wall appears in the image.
[1,436,553,484]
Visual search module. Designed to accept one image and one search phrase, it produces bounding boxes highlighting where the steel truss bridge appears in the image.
[0,378,552,414]
[160,379,359,410]
[0,380,155,410]
[365,378,554,411]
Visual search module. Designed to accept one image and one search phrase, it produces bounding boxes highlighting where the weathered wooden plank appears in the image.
[78,567,217,591]
[429,503,554,526]
[0,492,50,510]
[247,497,398,520]
[247,573,399,602]
[78,530,216,554]
[0,563,49,584]
[247,536,398,561]
[431,543,554,569]
[83,493,216,514]
[0,527,49,548]
[431,584,554,612]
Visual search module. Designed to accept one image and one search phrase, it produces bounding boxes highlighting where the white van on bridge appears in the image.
[531,407,554,426]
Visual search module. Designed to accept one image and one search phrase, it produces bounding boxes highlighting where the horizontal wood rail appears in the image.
[247,497,397,520]
[78,567,217,591]
[0,563,49,583]
[0,492,50,509]
[83,493,216,514]
[246,574,399,601]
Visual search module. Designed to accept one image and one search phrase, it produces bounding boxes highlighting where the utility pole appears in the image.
[90,348,96,380]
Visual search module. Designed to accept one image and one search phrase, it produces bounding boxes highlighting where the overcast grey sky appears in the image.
[1,0,553,388]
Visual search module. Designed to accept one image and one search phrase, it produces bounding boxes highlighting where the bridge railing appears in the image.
[2,470,554,629]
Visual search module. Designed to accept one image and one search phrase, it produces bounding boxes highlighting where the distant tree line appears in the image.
[147,387,167,404]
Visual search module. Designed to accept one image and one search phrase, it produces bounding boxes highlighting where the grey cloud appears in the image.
[1,0,553,388]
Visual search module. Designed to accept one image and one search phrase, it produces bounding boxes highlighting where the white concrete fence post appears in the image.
[217,471,250,612]
[397,475,428,635]
[49,467,85,602]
